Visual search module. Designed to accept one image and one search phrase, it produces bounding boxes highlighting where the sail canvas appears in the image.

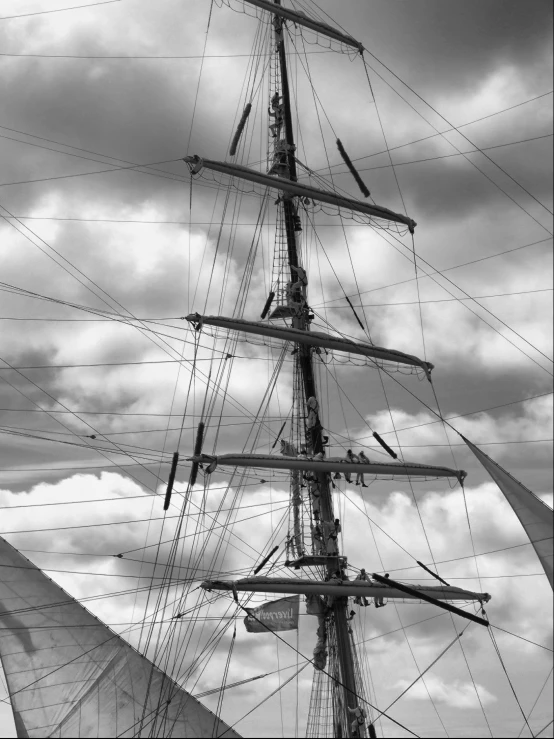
[462,435,553,589]
[0,536,240,738]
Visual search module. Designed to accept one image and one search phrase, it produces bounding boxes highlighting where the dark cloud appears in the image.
[326,0,553,97]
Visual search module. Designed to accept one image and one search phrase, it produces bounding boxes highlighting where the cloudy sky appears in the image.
[0,0,552,737]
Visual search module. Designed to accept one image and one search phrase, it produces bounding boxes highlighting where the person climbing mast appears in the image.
[268,91,284,137]
[347,704,367,737]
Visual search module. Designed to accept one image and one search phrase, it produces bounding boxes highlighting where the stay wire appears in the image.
[382,624,471,717]
[214,626,236,736]
[517,667,553,738]
[0,1,122,21]
[363,62,408,219]
[0,370,174,494]
[311,133,554,179]
[315,237,552,307]
[218,598,421,739]
[411,234,428,361]
[185,0,214,155]
[360,55,553,236]
[365,225,554,377]
[487,617,536,737]
[314,91,554,173]
[536,719,554,738]
[361,51,553,219]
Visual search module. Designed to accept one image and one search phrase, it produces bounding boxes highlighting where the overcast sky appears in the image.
[0,0,552,737]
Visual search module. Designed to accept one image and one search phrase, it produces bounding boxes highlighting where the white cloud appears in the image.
[395,674,497,709]
[347,394,554,465]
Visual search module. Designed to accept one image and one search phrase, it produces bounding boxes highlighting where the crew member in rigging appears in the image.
[347,705,367,736]
[291,264,308,294]
[309,479,321,520]
[280,439,297,456]
[268,92,284,138]
[306,396,325,452]
[342,448,358,483]
[354,568,370,607]
[357,449,370,488]
[323,520,339,555]
[312,524,324,555]
[374,573,390,608]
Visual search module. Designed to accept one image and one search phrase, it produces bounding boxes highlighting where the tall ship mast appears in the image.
[0,1,552,738]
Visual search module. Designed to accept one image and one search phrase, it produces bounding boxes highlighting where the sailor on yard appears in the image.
[280,439,297,456]
[374,573,390,608]
[354,568,370,607]
[357,450,370,488]
[342,449,359,483]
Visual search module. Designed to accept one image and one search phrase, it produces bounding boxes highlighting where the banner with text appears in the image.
[244,596,300,633]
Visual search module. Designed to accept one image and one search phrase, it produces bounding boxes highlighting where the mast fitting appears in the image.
[183,155,204,174]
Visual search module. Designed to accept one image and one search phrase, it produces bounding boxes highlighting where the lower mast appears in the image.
[272,3,365,735]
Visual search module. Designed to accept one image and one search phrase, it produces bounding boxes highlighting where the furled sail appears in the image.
[462,435,553,589]
[201,577,490,604]
[186,314,434,380]
[189,452,466,484]
[240,0,364,52]
[183,156,417,232]
[0,535,240,738]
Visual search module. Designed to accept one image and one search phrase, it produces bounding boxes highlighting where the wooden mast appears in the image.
[272,2,364,735]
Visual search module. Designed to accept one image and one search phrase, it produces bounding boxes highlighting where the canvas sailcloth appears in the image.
[462,435,553,589]
[0,535,240,738]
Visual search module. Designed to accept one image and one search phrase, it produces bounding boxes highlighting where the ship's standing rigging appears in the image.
[0,0,552,738]
[183,2,493,736]
[270,0,364,731]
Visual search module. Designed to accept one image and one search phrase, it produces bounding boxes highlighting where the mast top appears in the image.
[242,0,364,53]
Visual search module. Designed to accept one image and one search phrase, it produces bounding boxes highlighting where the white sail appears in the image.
[0,535,240,738]
[462,435,553,589]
